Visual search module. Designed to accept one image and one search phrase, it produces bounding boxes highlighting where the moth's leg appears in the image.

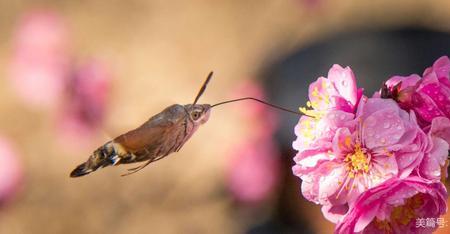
[125,154,167,172]
[121,160,153,176]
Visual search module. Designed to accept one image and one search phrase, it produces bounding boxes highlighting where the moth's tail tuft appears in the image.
[70,141,122,178]
[70,163,93,177]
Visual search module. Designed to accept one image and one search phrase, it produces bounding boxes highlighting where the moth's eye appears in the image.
[192,111,201,120]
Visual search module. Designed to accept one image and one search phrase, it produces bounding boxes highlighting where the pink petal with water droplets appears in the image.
[369,155,398,184]
[412,92,445,123]
[419,73,450,117]
[359,98,399,118]
[328,65,358,106]
[363,108,405,149]
[317,163,348,204]
[429,116,450,145]
[419,137,448,180]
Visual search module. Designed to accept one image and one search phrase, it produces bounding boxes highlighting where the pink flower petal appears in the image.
[328,65,358,107]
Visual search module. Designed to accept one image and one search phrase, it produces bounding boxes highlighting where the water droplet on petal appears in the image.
[365,116,376,127]
[341,80,347,87]
[383,122,390,129]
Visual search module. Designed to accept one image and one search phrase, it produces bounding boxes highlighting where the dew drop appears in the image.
[383,122,390,129]
[341,80,347,87]
[365,116,377,127]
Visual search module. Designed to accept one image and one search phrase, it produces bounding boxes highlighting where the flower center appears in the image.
[391,194,424,225]
[373,194,424,232]
[344,143,370,178]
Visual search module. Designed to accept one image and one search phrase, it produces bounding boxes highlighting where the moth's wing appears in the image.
[114,119,172,153]
[114,104,188,161]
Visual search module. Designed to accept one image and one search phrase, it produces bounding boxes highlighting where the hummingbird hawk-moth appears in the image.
[70,72,300,177]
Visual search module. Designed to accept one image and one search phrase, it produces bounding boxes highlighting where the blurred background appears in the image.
[0,0,450,233]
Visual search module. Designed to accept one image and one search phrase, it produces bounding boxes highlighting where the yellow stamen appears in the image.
[344,143,370,177]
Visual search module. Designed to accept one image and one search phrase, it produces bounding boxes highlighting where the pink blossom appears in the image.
[57,60,111,148]
[0,137,22,207]
[9,10,70,109]
[293,98,430,209]
[300,64,361,117]
[294,65,362,152]
[335,177,447,234]
[383,56,450,129]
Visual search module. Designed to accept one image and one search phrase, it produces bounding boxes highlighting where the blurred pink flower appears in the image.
[293,98,431,207]
[9,10,70,108]
[383,56,450,129]
[0,137,22,207]
[226,138,280,204]
[225,80,281,204]
[57,60,111,147]
[335,177,447,234]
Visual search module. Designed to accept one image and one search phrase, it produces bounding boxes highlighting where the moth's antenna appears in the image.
[193,71,213,105]
[212,97,302,116]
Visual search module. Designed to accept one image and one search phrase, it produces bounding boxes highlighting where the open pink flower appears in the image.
[294,65,362,152]
[293,98,429,209]
[335,177,447,234]
[383,56,450,129]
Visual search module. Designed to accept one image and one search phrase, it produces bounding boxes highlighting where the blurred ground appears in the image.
[0,0,450,234]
